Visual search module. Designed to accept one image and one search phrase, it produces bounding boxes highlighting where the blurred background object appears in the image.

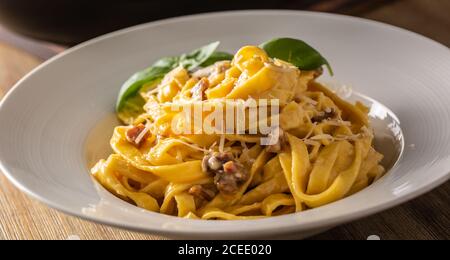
[0,0,394,45]
[1,0,449,59]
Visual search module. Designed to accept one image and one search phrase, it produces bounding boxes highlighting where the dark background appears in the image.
[0,0,393,45]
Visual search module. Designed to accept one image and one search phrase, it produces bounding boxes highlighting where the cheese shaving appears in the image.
[301,95,319,106]
[310,134,334,141]
[219,134,225,153]
[323,120,352,127]
[134,120,151,145]
[303,139,320,146]
[171,139,209,153]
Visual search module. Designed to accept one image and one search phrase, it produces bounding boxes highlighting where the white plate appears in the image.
[0,10,449,239]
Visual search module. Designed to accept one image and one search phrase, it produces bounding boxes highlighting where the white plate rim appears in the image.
[0,10,449,238]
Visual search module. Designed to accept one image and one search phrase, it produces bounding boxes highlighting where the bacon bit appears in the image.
[202,151,233,173]
[190,78,209,101]
[188,184,218,201]
[266,143,282,153]
[126,123,150,147]
[202,152,249,195]
[265,128,288,154]
[311,108,336,123]
[215,174,239,195]
[223,161,238,174]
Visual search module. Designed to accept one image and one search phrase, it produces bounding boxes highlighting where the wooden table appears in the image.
[1,0,449,240]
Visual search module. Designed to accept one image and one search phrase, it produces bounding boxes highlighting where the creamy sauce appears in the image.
[84,113,120,168]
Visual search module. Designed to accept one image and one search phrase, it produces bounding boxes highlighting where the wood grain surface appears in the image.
[0,0,449,240]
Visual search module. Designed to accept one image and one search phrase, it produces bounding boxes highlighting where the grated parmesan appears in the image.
[334,134,361,141]
[208,141,218,152]
[264,62,295,73]
[219,134,225,153]
[301,95,318,106]
[323,120,352,127]
[303,139,320,146]
[171,139,209,153]
[310,134,334,141]
[240,140,249,151]
[175,149,183,162]
[335,84,353,99]
[303,123,317,140]
[134,120,151,145]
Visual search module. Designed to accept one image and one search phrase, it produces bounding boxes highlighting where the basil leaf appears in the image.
[179,41,220,70]
[260,38,333,75]
[152,56,180,68]
[116,65,172,112]
[117,94,147,125]
[200,51,234,67]
[116,41,221,118]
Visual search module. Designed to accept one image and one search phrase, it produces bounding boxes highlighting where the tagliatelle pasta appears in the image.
[91,44,385,220]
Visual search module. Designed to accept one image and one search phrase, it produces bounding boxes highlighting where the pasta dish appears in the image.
[91,38,385,220]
